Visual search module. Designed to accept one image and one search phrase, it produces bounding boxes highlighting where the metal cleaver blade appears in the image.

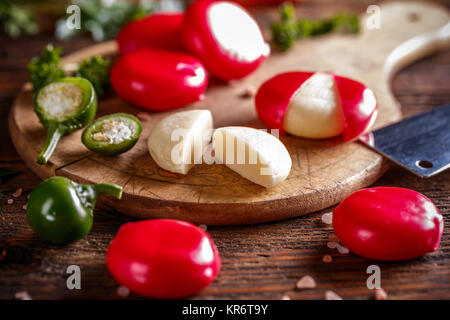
[360,104,450,178]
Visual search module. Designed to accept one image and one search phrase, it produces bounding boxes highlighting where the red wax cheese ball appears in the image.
[333,187,443,261]
[110,48,208,111]
[106,219,221,299]
[182,0,270,80]
[255,71,378,141]
[117,12,185,55]
[235,0,308,6]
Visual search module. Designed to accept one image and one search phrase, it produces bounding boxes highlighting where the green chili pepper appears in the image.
[34,77,97,165]
[27,176,123,245]
[82,113,142,156]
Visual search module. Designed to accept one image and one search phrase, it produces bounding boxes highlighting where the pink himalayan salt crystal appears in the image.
[325,290,343,300]
[375,288,388,300]
[327,241,338,249]
[12,188,23,198]
[296,275,316,289]
[117,286,130,297]
[15,291,32,300]
[336,244,350,254]
[328,233,340,242]
[321,212,333,224]
[322,254,333,263]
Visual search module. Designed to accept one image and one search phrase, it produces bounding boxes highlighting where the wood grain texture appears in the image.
[8,1,450,225]
[0,0,449,300]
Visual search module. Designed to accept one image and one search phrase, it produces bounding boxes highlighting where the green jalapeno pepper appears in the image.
[27,176,122,245]
[81,113,142,156]
[34,77,97,165]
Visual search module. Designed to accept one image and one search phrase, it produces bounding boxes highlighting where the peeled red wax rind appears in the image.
[333,187,444,261]
[255,71,378,141]
[212,126,291,188]
[334,75,378,141]
[283,72,345,139]
[255,72,314,133]
[148,110,213,174]
[182,0,270,80]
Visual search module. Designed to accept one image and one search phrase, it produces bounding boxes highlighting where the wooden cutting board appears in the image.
[9,2,450,225]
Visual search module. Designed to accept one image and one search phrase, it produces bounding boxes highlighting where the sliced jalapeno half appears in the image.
[35,77,97,165]
[82,113,142,156]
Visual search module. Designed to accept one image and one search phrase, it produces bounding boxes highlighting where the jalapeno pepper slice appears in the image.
[34,77,97,165]
[82,113,142,156]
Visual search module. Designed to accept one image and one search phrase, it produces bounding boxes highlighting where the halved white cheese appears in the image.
[212,127,291,188]
[147,110,213,174]
[283,72,345,139]
[207,2,270,62]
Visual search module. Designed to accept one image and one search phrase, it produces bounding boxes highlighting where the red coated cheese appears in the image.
[107,219,221,299]
[333,187,443,261]
[117,13,185,55]
[110,48,208,111]
[255,71,378,141]
[182,0,270,80]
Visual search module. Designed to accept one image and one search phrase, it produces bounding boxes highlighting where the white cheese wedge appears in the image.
[212,127,291,188]
[148,110,213,174]
[283,72,345,139]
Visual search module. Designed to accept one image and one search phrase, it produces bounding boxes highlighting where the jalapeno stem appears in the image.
[37,123,64,165]
[92,183,123,199]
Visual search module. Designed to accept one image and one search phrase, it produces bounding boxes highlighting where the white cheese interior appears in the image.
[207,2,270,62]
[283,72,345,139]
[92,118,135,144]
[212,127,291,188]
[37,82,83,120]
[147,110,213,175]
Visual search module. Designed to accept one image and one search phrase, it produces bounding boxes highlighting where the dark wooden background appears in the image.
[0,0,449,300]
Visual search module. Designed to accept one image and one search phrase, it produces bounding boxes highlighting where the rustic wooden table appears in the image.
[0,0,449,300]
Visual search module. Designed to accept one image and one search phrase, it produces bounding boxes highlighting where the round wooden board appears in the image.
[9,2,450,225]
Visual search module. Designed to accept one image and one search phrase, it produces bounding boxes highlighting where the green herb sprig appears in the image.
[74,56,111,98]
[28,44,111,97]
[0,0,38,37]
[27,44,66,92]
[271,3,360,51]
[56,0,154,42]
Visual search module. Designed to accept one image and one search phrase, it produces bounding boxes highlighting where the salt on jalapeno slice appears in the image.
[82,113,142,156]
[34,77,97,165]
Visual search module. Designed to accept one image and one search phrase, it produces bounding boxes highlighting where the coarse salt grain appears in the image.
[322,254,333,263]
[327,241,338,249]
[12,188,23,198]
[321,212,333,224]
[22,204,28,210]
[15,291,32,300]
[375,288,388,300]
[325,290,343,300]
[281,295,291,300]
[199,224,208,231]
[117,286,130,297]
[328,233,339,242]
[7,199,13,205]
[336,244,349,254]
[296,275,316,289]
